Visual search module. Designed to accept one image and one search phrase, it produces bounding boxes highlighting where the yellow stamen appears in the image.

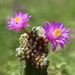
[14,17,21,22]
[53,29,62,36]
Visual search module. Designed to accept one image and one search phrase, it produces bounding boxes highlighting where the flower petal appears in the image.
[63,39,69,44]
[59,42,64,49]
[45,21,51,27]
[27,15,32,18]
[52,41,58,51]
[56,40,64,49]
[16,28,20,33]
[23,24,30,26]
[42,26,49,32]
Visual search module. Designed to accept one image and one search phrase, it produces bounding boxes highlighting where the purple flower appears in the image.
[42,21,70,51]
[6,12,32,32]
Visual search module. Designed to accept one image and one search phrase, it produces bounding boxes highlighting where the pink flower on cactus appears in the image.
[42,21,70,51]
[6,12,32,32]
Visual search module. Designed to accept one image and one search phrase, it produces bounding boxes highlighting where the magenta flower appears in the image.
[42,21,70,51]
[6,12,32,32]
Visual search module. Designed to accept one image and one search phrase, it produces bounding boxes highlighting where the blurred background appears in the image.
[0,0,75,75]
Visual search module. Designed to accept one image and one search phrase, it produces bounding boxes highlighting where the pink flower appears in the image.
[42,21,70,51]
[6,12,32,32]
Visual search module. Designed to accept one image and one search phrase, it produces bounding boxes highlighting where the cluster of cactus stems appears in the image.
[16,26,49,75]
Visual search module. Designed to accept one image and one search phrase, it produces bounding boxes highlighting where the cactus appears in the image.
[6,11,70,75]
[16,26,49,75]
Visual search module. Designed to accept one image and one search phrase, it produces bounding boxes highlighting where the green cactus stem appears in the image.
[24,62,48,75]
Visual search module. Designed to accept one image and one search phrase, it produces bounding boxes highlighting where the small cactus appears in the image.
[16,26,49,75]
[6,11,70,75]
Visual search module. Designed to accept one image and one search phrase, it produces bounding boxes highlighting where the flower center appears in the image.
[53,29,62,37]
[14,17,21,22]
